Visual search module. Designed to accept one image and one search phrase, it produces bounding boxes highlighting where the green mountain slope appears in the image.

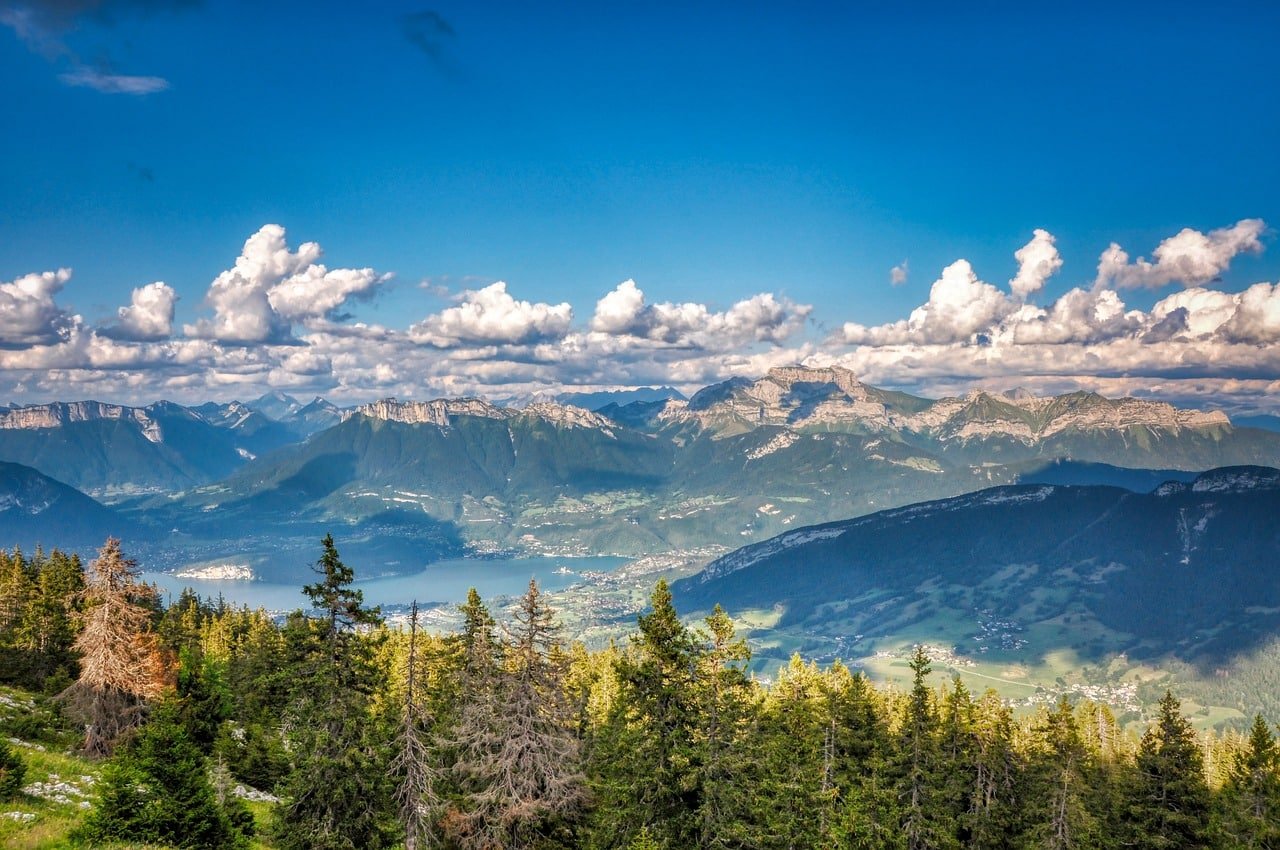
[0,461,137,551]
[674,466,1280,718]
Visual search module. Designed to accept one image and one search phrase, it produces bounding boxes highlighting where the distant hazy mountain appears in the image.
[0,400,300,496]
[134,368,1280,562]
[0,461,136,551]
[676,466,1280,668]
[246,390,304,421]
[556,386,686,411]
[245,391,344,437]
[13,367,1280,560]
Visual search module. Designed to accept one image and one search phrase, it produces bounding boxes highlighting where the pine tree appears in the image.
[0,736,25,800]
[1218,714,1280,849]
[1128,691,1214,850]
[748,654,833,848]
[587,580,702,848]
[272,534,393,850]
[76,699,247,849]
[694,605,753,849]
[60,538,169,757]
[967,690,1022,850]
[893,646,956,850]
[1024,697,1095,850]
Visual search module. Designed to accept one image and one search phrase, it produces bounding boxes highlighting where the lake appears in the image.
[142,555,629,612]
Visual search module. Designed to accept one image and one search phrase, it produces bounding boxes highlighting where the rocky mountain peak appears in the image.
[520,402,616,433]
[349,397,511,427]
[0,401,165,443]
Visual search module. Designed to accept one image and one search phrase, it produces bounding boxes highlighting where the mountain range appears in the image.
[2,366,1280,577]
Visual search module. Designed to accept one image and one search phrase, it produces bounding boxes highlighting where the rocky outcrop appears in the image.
[0,402,166,443]
[349,397,512,427]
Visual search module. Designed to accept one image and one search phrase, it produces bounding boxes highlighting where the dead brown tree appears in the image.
[60,538,169,757]
[452,580,585,850]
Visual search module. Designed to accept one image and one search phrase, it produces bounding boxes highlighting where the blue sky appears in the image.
[2,1,1280,408]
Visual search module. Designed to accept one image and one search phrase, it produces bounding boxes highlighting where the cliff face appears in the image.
[659,366,1232,445]
[0,402,166,443]
[347,398,511,427]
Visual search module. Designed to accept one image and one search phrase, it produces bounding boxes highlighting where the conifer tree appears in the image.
[1128,691,1213,850]
[893,646,956,850]
[1025,697,1095,850]
[967,690,1022,850]
[20,549,84,688]
[60,538,169,757]
[588,580,702,848]
[76,699,247,849]
[1218,714,1280,849]
[0,736,25,800]
[272,534,393,850]
[694,604,753,849]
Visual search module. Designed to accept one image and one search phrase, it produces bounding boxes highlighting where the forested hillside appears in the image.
[1,539,1279,849]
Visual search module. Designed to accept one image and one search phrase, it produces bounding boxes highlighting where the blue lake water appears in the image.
[143,555,629,612]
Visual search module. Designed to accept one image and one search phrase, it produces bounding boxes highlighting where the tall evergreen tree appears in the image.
[1218,714,1280,849]
[693,605,753,849]
[893,646,956,850]
[1128,691,1214,850]
[272,534,393,850]
[392,600,444,850]
[1025,697,1095,850]
[588,580,702,848]
[76,699,248,849]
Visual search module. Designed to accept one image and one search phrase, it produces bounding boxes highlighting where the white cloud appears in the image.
[1009,229,1062,300]
[1094,219,1265,290]
[8,219,1280,413]
[107,281,177,341]
[589,280,809,348]
[0,268,73,348]
[889,261,909,286]
[410,281,572,347]
[590,279,647,335]
[1218,282,1280,344]
[1007,288,1140,345]
[843,260,1014,345]
[185,224,388,344]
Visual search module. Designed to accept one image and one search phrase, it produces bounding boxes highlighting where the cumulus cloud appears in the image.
[8,219,1280,413]
[104,281,176,341]
[184,224,388,344]
[1009,229,1062,300]
[843,260,1014,346]
[410,281,572,347]
[1094,219,1265,290]
[890,261,908,286]
[1006,287,1139,345]
[1218,283,1280,344]
[589,279,809,348]
[0,268,73,348]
